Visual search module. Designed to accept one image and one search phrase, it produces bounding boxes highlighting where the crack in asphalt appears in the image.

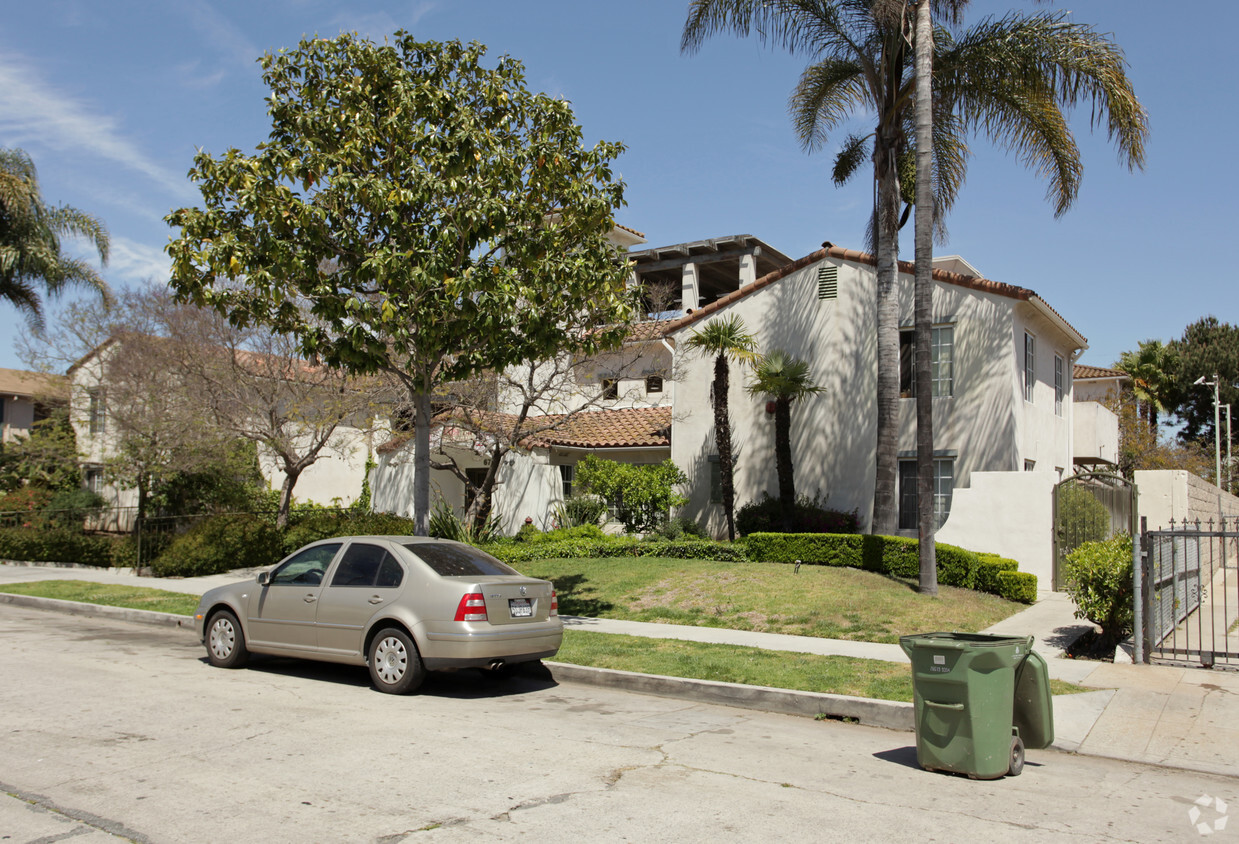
[1,780,151,843]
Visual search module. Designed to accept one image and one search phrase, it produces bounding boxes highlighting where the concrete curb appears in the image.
[0,593,197,631]
[543,661,914,731]
[1,594,913,730]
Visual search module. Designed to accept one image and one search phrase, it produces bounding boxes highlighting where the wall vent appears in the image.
[817,265,838,300]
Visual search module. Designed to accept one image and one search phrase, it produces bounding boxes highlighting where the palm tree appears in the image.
[685,315,758,541]
[682,1,1148,538]
[1116,340,1177,433]
[0,148,110,332]
[747,350,824,531]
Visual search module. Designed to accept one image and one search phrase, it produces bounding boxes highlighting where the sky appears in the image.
[2,0,1234,375]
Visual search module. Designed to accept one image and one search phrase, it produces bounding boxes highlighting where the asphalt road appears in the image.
[1,605,1235,843]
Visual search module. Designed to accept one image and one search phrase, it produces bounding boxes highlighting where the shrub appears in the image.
[0,526,118,567]
[1062,533,1133,647]
[42,488,107,529]
[521,524,609,544]
[554,495,607,529]
[482,537,747,564]
[575,456,688,533]
[735,492,858,536]
[744,533,1035,602]
[648,515,708,541]
[0,487,55,522]
[282,510,419,554]
[151,514,285,577]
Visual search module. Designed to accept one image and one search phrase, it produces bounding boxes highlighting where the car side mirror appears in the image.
[256,570,271,586]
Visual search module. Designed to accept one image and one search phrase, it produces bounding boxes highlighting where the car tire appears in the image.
[206,610,249,669]
[368,628,425,694]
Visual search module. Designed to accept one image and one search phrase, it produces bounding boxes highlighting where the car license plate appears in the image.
[509,598,533,618]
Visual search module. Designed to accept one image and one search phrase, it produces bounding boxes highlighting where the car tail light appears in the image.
[454,592,487,622]
[550,590,558,617]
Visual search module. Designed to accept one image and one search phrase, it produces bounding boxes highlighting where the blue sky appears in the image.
[2,1,1232,373]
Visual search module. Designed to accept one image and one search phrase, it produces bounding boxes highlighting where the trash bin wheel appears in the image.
[1008,736,1025,777]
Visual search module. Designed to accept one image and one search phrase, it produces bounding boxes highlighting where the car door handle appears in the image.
[369,596,384,605]
[304,594,317,603]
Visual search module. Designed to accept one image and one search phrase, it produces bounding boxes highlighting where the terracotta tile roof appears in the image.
[377,406,672,454]
[614,223,646,239]
[656,244,1088,347]
[0,367,67,400]
[1074,364,1127,380]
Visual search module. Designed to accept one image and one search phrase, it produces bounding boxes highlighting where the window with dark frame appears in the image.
[899,325,954,397]
[1024,333,1036,403]
[645,375,663,394]
[559,463,574,499]
[1054,355,1064,416]
[897,458,954,530]
[88,388,106,434]
[602,378,619,400]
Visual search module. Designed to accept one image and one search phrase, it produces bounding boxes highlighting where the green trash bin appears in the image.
[899,632,1054,779]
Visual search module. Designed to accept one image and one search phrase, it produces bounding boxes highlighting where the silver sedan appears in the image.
[193,536,562,694]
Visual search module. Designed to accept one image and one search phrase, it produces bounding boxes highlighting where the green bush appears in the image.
[735,492,860,536]
[997,571,1038,604]
[150,514,285,577]
[520,524,609,544]
[482,537,747,565]
[1062,533,1133,647]
[744,533,1034,602]
[282,510,419,554]
[647,515,708,540]
[553,495,608,529]
[575,456,688,533]
[0,527,118,567]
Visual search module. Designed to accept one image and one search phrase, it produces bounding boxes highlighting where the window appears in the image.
[1024,460,1036,472]
[404,542,519,576]
[88,388,106,434]
[1023,333,1036,403]
[271,543,342,585]
[645,375,664,394]
[602,378,619,400]
[464,467,488,511]
[85,467,104,494]
[898,458,954,530]
[330,543,404,588]
[1054,355,1064,416]
[899,325,954,397]
[559,463,574,499]
[708,455,722,504]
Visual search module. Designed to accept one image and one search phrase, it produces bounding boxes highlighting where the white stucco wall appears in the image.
[1072,401,1120,466]
[1134,469,1239,530]
[935,470,1057,588]
[258,425,371,507]
[669,254,1086,539]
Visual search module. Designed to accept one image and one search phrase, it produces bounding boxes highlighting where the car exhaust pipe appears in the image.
[488,659,506,672]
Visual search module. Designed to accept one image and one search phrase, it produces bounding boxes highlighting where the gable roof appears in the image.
[1074,364,1127,381]
[0,367,67,400]
[655,243,1088,348]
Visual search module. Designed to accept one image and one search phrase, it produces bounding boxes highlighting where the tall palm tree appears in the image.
[686,314,758,541]
[747,349,824,531]
[682,1,1148,537]
[913,0,938,594]
[0,148,110,331]
[1117,339,1177,433]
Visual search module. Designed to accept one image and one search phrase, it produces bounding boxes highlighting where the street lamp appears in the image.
[1193,374,1222,489]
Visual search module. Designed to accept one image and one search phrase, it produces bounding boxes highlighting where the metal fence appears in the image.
[1142,518,1239,670]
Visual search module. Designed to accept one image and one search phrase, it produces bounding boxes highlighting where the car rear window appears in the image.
[403,543,520,577]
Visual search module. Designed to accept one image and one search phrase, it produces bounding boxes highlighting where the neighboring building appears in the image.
[371,236,1118,587]
[1072,364,1128,471]
[0,367,65,444]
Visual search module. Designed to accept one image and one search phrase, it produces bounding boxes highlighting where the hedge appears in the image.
[743,532,1035,603]
[482,538,748,565]
[150,514,284,577]
[0,527,120,568]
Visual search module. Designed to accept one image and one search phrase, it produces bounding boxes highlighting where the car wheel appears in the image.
[206,610,249,669]
[1008,736,1026,777]
[368,628,425,694]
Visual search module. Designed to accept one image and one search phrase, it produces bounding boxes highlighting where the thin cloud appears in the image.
[184,0,264,74]
[0,55,192,199]
[104,237,173,286]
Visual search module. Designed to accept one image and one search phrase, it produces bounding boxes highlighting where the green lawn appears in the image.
[518,557,1024,644]
[0,579,201,616]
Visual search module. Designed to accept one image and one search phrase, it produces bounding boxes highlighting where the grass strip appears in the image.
[0,579,200,616]
[556,629,1091,702]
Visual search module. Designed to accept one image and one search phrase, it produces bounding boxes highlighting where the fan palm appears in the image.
[682,1,1148,536]
[747,350,825,530]
[685,315,759,541]
[0,148,110,332]
[1117,339,1177,433]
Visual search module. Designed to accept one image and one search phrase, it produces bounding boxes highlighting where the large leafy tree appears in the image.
[1166,317,1239,458]
[0,148,110,332]
[685,315,758,541]
[746,350,823,531]
[167,34,640,534]
[682,1,1148,537]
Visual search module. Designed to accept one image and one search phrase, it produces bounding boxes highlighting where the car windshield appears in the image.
[403,543,520,577]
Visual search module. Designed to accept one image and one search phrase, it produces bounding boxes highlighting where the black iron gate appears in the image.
[1052,472,1137,591]
[1141,518,1239,669]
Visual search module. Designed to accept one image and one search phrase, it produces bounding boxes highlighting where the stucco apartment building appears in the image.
[0,367,64,444]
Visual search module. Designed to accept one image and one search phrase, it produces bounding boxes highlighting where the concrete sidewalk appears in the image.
[3,561,1237,778]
